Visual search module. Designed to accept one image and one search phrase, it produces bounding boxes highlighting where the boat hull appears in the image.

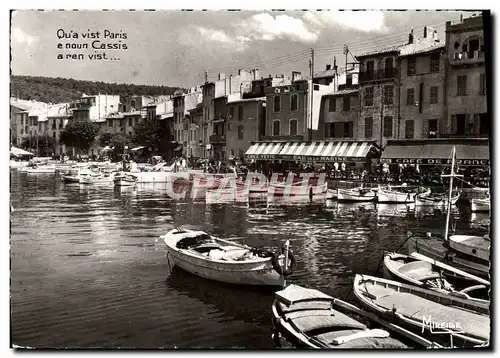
[415,193,460,206]
[449,235,490,262]
[471,198,490,212]
[406,236,490,279]
[338,188,376,202]
[61,175,81,183]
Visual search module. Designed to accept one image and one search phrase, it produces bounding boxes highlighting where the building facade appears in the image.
[225,97,266,160]
[398,28,446,139]
[444,14,488,138]
[322,89,360,140]
[356,46,400,147]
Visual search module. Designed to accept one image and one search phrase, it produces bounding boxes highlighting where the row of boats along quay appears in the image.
[10,144,490,349]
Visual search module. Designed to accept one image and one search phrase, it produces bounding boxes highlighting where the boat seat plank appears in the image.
[276,284,333,306]
[278,301,331,313]
[314,329,407,349]
[363,283,490,340]
[398,261,441,281]
[284,309,337,320]
[289,313,366,334]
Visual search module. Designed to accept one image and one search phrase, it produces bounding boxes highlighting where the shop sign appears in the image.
[245,154,276,160]
[388,158,489,166]
[278,155,366,162]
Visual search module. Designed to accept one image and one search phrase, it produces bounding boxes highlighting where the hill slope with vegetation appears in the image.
[10,75,184,104]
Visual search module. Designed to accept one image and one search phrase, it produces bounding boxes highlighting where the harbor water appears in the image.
[10,171,490,348]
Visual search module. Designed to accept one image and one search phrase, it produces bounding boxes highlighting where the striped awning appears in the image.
[245,142,285,160]
[278,141,377,162]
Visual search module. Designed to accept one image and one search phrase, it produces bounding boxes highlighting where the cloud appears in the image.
[11,27,38,47]
[303,10,388,33]
[179,26,251,53]
[236,13,319,43]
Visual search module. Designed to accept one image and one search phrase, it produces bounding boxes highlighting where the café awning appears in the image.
[381,139,490,166]
[245,142,285,160]
[278,141,379,162]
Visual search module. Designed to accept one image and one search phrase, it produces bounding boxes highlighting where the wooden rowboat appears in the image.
[378,186,430,204]
[353,274,490,348]
[271,284,408,349]
[415,191,460,206]
[162,228,295,286]
[382,252,489,303]
[338,187,376,202]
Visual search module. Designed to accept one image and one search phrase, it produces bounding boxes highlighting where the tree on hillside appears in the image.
[59,120,100,154]
[132,120,174,155]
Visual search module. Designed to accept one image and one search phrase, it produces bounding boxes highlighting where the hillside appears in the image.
[10,75,184,104]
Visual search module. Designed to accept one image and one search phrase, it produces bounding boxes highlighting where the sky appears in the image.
[10,10,478,88]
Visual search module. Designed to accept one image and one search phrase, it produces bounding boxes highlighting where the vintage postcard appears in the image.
[9,9,491,350]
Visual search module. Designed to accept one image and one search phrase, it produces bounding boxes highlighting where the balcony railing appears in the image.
[450,51,485,66]
[358,68,398,82]
[261,135,304,141]
[209,134,226,143]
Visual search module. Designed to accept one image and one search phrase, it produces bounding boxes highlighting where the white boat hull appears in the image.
[61,175,81,183]
[163,229,286,286]
[415,192,460,206]
[471,198,490,212]
[338,188,376,202]
[25,167,56,174]
[449,235,490,262]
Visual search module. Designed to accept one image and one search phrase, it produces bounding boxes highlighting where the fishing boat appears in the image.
[61,167,95,183]
[382,252,489,303]
[353,274,490,348]
[80,172,117,185]
[271,284,408,349]
[415,191,461,206]
[378,185,430,203]
[114,173,138,187]
[25,164,56,174]
[406,146,490,278]
[161,228,295,286]
[338,187,376,202]
[471,197,490,213]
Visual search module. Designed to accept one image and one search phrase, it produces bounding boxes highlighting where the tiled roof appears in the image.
[398,40,445,57]
[356,43,406,59]
[324,89,359,97]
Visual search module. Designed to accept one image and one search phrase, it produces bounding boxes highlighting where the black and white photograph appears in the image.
[8,7,492,350]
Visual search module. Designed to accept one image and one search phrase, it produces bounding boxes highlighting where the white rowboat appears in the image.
[162,228,293,286]
[471,198,490,212]
[338,187,376,202]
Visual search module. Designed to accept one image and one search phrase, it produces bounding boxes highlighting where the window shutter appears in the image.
[450,115,457,134]
[423,119,429,138]
[473,113,480,134]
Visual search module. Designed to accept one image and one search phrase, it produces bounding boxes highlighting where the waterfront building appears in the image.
[444,14,488,138]
[322,87,360,140]
[225,97,266,161]
[70,94,120,122]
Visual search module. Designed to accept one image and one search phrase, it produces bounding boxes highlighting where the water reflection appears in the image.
[9,170,489,348]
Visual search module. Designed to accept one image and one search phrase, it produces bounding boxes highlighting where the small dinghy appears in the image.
[353,274,490,348]
[382,252,489,303]
[338,187,376,202]
[162,228,295,286]
[415,191,460,206]
[80,172,117,185]
[471,197,490,212]
[272,284,408,349]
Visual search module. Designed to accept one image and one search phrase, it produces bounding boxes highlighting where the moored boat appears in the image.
[471,197,490,212]
[161,228,295,286]
[338,187,376,202]
[415,191,461,206]
[80,172,117,185]
[114,173,138,186]
[272,284,408,349]
[353,274,490,348]
[378,185,430,203]
[25,164,56,174]
[448,235,490,262]
[326,188,338,200]
[382,252,489,303]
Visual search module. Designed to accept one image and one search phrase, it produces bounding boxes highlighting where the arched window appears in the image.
[289,119,298,136]
[273,120,281,136]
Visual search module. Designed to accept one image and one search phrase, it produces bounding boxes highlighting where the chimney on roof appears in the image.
[326,64,331,71]
[409,29,414,44]
[292,71,302,83]
[218,73,226,80]
[460,14,463,22]
[433,30,439,42]
[424,26,427,38]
